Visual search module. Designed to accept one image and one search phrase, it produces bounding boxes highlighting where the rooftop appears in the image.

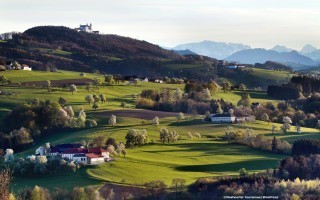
[85,153,104,159]
[62,148,88,154]
[212,113,235,118]
[73,153,87,158]
[88,147,108,154]
[59,147,108,154]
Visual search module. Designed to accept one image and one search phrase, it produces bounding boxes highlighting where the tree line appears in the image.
[291,75,320,94]
[0,98,97,151]
[267,76,320,100]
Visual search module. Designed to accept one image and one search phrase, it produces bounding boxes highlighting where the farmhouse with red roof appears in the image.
[35,143,110,165]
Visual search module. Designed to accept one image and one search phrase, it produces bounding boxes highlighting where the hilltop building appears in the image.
[0,32,18,40]
[75,23,99,34]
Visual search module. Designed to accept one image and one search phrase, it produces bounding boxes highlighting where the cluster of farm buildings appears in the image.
[114,75,170,84]
[211,102,260,123]
[34,143,110,165]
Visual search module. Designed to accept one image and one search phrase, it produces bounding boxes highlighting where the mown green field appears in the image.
[250,68,292,81]
[0,70,280,114]
[11,115,320,191]
[0,69,280,124]
[88,141,283,186]
[223,68,293,89]
[0,70,101,82]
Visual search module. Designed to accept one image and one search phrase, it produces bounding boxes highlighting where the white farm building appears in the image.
[211,113,236,123]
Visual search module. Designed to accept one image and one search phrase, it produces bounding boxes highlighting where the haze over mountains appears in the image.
[173,41,251,60]
[299,44,320,62]
[225,49,316,68]
[270,45,293,53]
[172,41,320,68]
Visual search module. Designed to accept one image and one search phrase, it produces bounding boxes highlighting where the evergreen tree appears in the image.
[271,136,278,152]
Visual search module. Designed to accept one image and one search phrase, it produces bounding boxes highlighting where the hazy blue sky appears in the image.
[1,0,319,49]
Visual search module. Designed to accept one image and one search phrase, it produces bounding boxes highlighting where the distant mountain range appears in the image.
[300,44,318,54]
[270,45,293,53]
[226,49,316,69]
[173,41,251,60]
[299,44,320,62]
[172,41,320,68]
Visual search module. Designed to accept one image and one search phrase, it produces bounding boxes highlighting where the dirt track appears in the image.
[97,109,180,120]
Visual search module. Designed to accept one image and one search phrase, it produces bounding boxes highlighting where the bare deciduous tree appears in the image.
[0,168,13,200]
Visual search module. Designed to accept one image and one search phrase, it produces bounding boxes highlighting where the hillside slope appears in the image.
[0,26,294,85]
[0,26,218,79]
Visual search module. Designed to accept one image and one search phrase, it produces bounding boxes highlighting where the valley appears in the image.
[0,69,319,197]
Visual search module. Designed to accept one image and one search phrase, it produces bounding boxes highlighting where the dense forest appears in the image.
[267,75,320,100]
[267,85,300,100]
[291,76,320,94]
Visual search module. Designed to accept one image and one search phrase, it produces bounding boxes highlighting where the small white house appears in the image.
[228,65,238,69]
[22,65,32,71]
[141,77,148,82]
[6,62,12,70]
[211,113,236,123]
[35,146,47,156]
[155,79,163,84]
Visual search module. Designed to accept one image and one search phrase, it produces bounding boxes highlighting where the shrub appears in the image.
[0,65,6,71]
[136,98,155,110]
[239,168,248,177]
[279,154,320,180]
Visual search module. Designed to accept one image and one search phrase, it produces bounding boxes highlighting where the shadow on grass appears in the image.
[110,97,134,104]
[0,101,19,110]
[264,132,320,143]
[169,120,226,127]
[175,159,279,173]
[11,167,103,191]
[141,142,285,158]
[233,90,269,99]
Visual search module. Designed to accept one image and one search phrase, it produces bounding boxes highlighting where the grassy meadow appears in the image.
[224,68,293,89]
[11,114,320,191]
[0,69,280,122]
[0,69,319,192]
[0,70,101,82]
[11,116,284,190]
